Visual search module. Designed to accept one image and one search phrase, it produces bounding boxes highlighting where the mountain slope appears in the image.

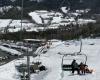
[0,0,100,10]
[0,0,100,19]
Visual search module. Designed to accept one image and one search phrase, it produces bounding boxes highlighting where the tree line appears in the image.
[0,22,100,41]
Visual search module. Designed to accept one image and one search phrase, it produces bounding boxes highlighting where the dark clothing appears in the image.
[79,63,87,75]
[72,68,80,74]
[71,60,80,74]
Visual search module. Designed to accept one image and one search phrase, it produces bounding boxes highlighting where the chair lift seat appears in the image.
[61,53,87,71]
[62,64,72,71]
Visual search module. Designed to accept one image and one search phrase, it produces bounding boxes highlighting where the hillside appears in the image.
[0,38,100,80]
[0,0,100,19]
[0,0,100,10]
[0,0,100,40]
[0,9,97,40]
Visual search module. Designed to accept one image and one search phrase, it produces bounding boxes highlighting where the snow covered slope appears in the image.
[0,38,100,80]
[0,9,96,33]
[0,45,22,55]
[29,12,43,24]
[34,38,100,80]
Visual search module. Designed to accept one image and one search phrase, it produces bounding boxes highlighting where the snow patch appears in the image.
[29,12,42,24]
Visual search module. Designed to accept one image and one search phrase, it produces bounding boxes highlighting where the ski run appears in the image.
[0,38,100,80]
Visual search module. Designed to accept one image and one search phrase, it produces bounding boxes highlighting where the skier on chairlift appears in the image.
[71,59,80,75]
[79,62,86,75]
[79,62,93,74]
[85,65,94,73]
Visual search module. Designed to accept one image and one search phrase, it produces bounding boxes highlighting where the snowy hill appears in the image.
[0,0,100,19]
[0,9,96,33]
[0,38,100,80]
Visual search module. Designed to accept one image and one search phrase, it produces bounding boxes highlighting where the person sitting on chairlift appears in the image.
[79,62,86,75]
[79,62,93,74]
[71,59,80,74]
[85,65,93,73]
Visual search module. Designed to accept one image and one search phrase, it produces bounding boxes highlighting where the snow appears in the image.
[0,60,19,80]
[8,28,21,32]
[41,14,50,19]
[52,17,62,23]
[76,9,91,14]
[61,7,69,13]
[34,38,100,80]
[9,20,35,32]
[0,45,22,55]
[35,10,48,13]
[0,9,97,33]
[29,12,42,24]
[10,20,34,28]
[0,38,100,80]
[71,12,81,16]
[35,38,100,80]
[78,19,96,25]
[0,19,12,28]
[8,20,39,32]
[24,39,45,42]
[0,19,37,33]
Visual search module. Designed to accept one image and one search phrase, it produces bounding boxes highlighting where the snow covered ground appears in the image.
[0,45,22,55]
[29,10,96,27]
[0,38,100,80]
[0,19,12,28]
[0,9,96,33]
[0,42,33,56]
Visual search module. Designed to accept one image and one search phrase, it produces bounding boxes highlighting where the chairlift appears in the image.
[61,53,87,71]
[61,36,87,71]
